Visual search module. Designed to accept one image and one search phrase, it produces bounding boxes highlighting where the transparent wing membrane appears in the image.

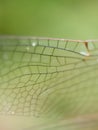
[0,36,98,129]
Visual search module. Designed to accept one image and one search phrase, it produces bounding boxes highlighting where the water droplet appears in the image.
[32,42,37,47]
[80,51,90,56]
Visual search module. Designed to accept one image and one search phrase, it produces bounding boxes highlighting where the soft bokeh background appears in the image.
[0,0,98,39]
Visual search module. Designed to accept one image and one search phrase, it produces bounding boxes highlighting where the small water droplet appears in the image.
[80,51,90,56]
[32,42,37,47]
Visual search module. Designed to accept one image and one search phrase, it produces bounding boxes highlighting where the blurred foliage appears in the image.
[0,0,98,39]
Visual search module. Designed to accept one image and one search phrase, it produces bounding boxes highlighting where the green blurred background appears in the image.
[0,0,98,39]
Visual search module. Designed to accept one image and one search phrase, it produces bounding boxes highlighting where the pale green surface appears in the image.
[0,36,98,130]
[1,0,98,39]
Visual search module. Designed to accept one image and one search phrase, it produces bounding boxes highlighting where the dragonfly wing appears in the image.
[0,36,98,121]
